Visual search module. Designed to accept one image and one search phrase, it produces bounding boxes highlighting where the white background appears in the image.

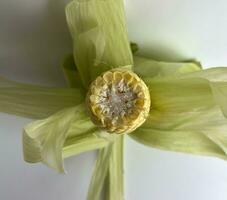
[1,0,227,200]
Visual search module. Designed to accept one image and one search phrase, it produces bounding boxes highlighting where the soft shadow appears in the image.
[137,42,195,62]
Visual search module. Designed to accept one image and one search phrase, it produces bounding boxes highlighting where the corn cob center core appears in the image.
[86,69,150,134]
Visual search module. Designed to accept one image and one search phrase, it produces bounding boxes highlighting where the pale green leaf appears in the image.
[144,77,213,112]
[63,131,110,159]
[131,67,227,159]
[62,54,85,91]
[66,0,133,88]
[131,106,227,159]
[0,76,84,119]
[105,135,124,200]
[87,145,113,200]
[181,67,227,118]
[61,41,138,89]
[87,134,124,200]
[23,104,110,172]
[182,67,227,81]
[134,56,201,79]
[211,82,227,118]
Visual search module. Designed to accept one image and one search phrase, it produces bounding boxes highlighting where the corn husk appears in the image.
[105,135,124,200]
[181,67,227,118]
[62,54,85,90]
[23,104,110,172]
[66,0,133,88]
[131,66,227,159]
[134,56,201,78]
[87,145,113,200]
[0,76,84,119]
[87,135,124,200]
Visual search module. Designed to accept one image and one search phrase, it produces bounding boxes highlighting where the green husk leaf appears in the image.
[87,145,113,200]
[63,130,110,159]
[182,67,227,81]
[62,41,139,89]
[87,135,124,200]
[211,82,227,118]
[66,0,133,88]
[131,106,227,159]
[134,56,201,79]
[105,135,124,200]
[62,54,85,91]
[144,77,213,112]
[180,67,227,118]
[0,76,84,119]
[23,104,110,172]
[131,67,227,159]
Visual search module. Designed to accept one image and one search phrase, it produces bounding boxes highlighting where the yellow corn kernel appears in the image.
[86,69,151,134]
